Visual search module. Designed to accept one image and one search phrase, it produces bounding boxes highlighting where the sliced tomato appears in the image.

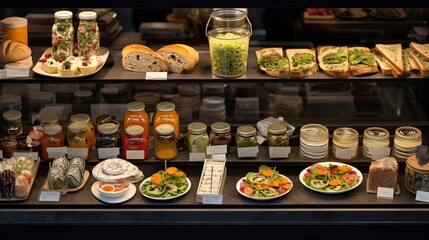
[342,174,360,186]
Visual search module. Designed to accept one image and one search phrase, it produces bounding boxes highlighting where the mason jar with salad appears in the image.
[77,11,100,58]
[52,10,75,60]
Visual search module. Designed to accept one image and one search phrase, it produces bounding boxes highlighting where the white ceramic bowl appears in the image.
[97,181,131,198]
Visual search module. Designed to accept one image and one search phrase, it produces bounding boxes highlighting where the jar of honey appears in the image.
[1,16,28,45]
[154,123,177,161]
[153,102,180,138]
[67,122,89,160]
[41,123,64,161]
[124,102,150,138]
[70,113,95,151]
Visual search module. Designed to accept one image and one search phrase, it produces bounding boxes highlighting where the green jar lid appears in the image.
[156,102,175,112]
[127,102,146,112]
[70,113,91,124]
[268,123,287,135]
[98,123,119,134]
[237,125,256,137]
[2,110,22,121]
[68,122,88,133]
[188,122,207,135]
[211,122,230,133]
[156,124,174,135]
[43,124,62,135]
[125,125,144,136]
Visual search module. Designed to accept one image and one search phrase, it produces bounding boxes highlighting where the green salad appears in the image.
[140,167,189,199]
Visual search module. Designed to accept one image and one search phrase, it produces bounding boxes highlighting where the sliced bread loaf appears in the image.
[156,44,197,73]
[122,44,168,72]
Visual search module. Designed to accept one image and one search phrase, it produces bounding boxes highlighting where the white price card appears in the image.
[269,146,291,159]
[47,146,68,159]
[145,72,167,80]
[335,148,357,160]
[67,148,88,159]
[13,151,38,160]
[6,68,30,77]
[202,194,223,205]
[126,150,145,160]
[98,147,120,159]
[237,146,259,158]
[189,152,206,162]
[0,69,6,78]
[377,187,394,200]
[416,190,429,203]
[206,145,228,155]
[38,190,61,202]
[369,146,391,160]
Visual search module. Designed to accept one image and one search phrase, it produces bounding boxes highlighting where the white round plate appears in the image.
[91,181,136,204]
[299,161,363,194]
[32,47,110,78]
[139,177,191,201]
[236,174,293,201]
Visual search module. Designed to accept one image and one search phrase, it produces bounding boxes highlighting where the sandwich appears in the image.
[317,45,349,78]
[286,48,317,78]
[401,49,412,76]
[407,42,429,76]
[374,43,404,78]
[373,48,393,75]
[0,39,33,68]
[405,48,420,71]
[122,44,168,73]
[156,44,198,73]
[255,47,289,78]
[347,47,378,76]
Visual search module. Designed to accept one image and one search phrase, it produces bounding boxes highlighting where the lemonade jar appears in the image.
[206,9,252,78]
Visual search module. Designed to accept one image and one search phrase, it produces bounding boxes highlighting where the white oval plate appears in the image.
[32,47,109,78]
[91,181,136,204]
[236,174,293,201]
[139,177,191,201]
[299,161,363,194]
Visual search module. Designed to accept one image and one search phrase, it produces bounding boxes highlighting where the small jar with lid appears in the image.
[1,136,18,159]
[38,114,60,126]
[405,153,429,194]
[2,110,23,136]
[77,11,100,58]
[187,122,209,153]
[70,113,95,151]
[362,127,390,160]
[332,127,359,161]
[236,125,258,159]
[52,10,75,59]
[123,125,148,160]
[1,16,28,45]
[267,123,289,147]
[96,122,120,149]
[393,126,422,161]
[124,102,150,138]
[41,123,64,161]
[67,122,89,160]
[153,102,180,138]
[154,124,177,161]
[209,122,232,151]
[299,123,329,160]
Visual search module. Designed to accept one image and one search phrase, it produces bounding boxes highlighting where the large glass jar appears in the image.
[206,9,252,78]
[67,122,89,160]
[393,126,422,161]
[77,11,100,58]
[299,123,329,160]
[1,16,28,45]
[153,102,180,138]
[96,122,120,149]
[332,127,359,161]
[187,122,209,153]
[70,113,95,151]
[41,123,64,161]
[362,127,390,159]
[236,125,258,159]
[209,121,232,150]
[123,125,148,160]
[154,123,177,161]
[52,10,75,59]
[124,102,150,138]
[2,110,23,136]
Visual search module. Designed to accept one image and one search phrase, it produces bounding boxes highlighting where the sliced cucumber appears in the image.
[310,179,329,189]
[325,185,342,192]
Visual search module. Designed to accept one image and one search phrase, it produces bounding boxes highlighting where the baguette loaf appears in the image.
[286,48,317,78]
[0,39,32,63]
[156,44,196,73]
[317,46,349,78]
[348,47,378,76]
[367,156,398,193]
[122,44,168,72]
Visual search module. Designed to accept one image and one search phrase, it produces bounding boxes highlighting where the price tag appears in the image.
[47,146,68,159]
[202,194,223,205]
[6,68,30,77]
[206,145,227,155]
[269,146,291,159]
[416,190,429,203]
[67,148,88,159]
[98,147,120,159]
[376,187,394,200]
[189,152,206,162]
[13,151,38,160]
[145,72,167,80]
[0,69,6,78]
[369,146,391,160]
[38,190,61,202]
[335,148,357,160]
[237,146,259,158]
[126,150,145,160]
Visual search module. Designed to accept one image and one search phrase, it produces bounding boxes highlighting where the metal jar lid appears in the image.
[70,113,91,124]
[68,122,88,133]
[125,125,144,136]
[78,11,97,20]
[98,123,119,135]
[127,102,146,112]
[43,124,62,135]
[54,10,73,20]
[2,110,22,121]
[237,125,256,137]
[394,126,422,142]
[38,114,59,125]
[300,123,329,141]
[156,102,176,112]
[333,127,358,142]
[364,127,389,141]
[156,123,174,135]
[211,122,230,134]
[188,122,207,135]
[1,16,28,29]
[267,123,287,135]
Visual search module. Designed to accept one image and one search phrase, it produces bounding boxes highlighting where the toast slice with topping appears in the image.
[375,43,404,77]
[286,48,317,79]
[348,46,378,76]
[255,47,289,78]
[317,45,349,78]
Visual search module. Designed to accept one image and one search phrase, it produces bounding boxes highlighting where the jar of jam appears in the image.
[267,123,289,147]
[209,122,232,150]
[332,127,359,161]
[77,11,100,57]
[124,102,150,138]
[67,122,89,160]
[393,126,422,161]
[70,113,95,151]
[2,110,23,136]
[236,125,258,159]
[153,102,180,138]
[1,136,18,159]
[363,127,390,160]
[299,123,329,160]
[1,16,28,45]
[52,10,75,59]
[123,125,148,160]
[41,123,64,161]
[96,122,120,149]
[154,123,177,161]
[187,122,209,153]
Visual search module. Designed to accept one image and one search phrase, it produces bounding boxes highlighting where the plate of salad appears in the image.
[139,167,191,201]
[236,165,293,201]
[299,162,363,194]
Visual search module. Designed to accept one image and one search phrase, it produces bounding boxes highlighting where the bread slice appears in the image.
[255,47,289,78]
[156,44,196,73]
[405,48,420,71]
[122,44,168,73]
[286,48,317,78]
[401,49,412,76]
[348,47,378,76]
[42,58,60,74]
[373,48,393,75]
[317,45,349,78]
[374,43,404,77]
[176,44,199,64]
[407,42,429,76]
[410,42,429,59]
[0,39,32,63]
